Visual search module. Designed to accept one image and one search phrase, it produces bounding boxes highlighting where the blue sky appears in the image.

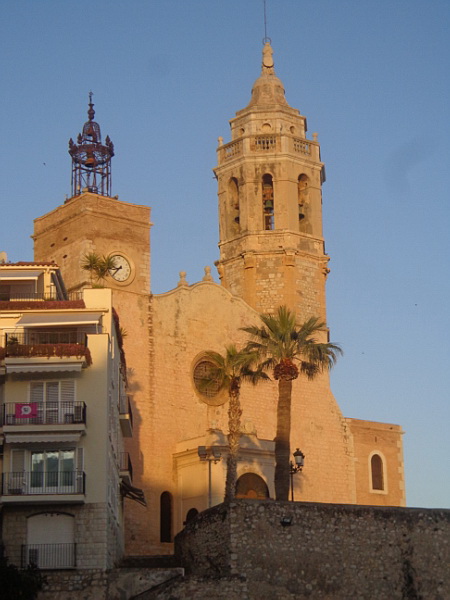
[1,1,449,509]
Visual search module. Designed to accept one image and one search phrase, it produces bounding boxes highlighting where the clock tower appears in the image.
[33,99,153,550]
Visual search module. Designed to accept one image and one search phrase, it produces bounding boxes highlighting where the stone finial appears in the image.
[218,136,223,146]
[262,41,275,73]
[312,132,318,142]
[177,271,188,287]
[202,266,213,282]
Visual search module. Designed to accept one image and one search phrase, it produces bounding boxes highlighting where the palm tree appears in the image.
[81,252,118,286]
[201,345,269,501]
[242,306,342,501]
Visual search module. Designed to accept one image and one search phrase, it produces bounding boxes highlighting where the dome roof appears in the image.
[246,42,289,108]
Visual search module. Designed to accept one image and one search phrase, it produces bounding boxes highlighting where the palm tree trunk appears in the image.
[224,385,241,501]
[274,378,292,501]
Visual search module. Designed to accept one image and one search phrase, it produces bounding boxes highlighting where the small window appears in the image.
[370,453,384,491]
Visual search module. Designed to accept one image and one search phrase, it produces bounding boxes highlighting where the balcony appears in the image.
[2,331,92,373]
[119,452,133,484]
[2,470,85,503]
[0,291,83,302]
[2,401,86,427]
[21,543,77,569]
[119,395,133,437]
[0,291,85,311]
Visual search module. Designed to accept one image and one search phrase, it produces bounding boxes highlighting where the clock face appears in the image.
[109,255,131,282]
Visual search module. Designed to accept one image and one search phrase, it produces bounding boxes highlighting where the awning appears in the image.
[0,270,41,281]
[6,362,84,374]
[120,480,147,507]
[17,312,103,327]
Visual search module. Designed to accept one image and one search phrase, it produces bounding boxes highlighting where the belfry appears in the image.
[215,42,328,320]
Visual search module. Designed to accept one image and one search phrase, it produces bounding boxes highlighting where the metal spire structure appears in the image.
[68,93,114,199]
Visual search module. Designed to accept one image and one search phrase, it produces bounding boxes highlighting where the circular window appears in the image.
[192,358,227,406]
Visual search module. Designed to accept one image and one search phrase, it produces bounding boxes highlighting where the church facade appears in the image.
[32,44,405,556]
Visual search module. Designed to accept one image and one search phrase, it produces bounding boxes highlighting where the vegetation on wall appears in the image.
[0,556,46,600]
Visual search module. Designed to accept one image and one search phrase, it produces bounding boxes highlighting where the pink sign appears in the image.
[15,403,38,418]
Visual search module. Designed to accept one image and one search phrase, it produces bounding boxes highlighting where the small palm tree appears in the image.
[242,306,342,501]
[81,252,117,286]
[201,345,269,501]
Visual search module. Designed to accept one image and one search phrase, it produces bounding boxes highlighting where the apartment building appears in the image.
[0,260,139,571]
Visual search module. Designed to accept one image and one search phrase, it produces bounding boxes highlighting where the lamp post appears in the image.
[289,448,305,502]
[197,446,222,508]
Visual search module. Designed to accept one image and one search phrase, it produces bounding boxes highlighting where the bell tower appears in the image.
[214,42,329,320]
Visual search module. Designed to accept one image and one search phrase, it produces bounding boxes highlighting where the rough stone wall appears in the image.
[37,567,183,600]
[172,500,449,600]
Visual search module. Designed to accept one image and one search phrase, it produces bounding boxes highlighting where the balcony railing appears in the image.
[5,331,88,347]
[2,332,92,366]
[0,292,83,302]
[119,452,133,482]
[2,471,86,496]
[21,543,76,569]
[2,401,86,426]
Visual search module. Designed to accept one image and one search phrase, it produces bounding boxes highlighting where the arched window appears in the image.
[370,454,385,491]
[298,174,308,221]
[235,473,270,499]
[160,491,173,542]
[262,174,274,230]
[229,177,240,233]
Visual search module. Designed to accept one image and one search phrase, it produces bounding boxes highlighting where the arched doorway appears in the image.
[235,473,270,499]
[185,508,199,523]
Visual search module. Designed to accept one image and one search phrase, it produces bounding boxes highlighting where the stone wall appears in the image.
[37,567,182,600]
[169,500,449,600]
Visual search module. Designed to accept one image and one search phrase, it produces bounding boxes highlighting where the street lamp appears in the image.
[289,448,305,502]
[197,446,222,507]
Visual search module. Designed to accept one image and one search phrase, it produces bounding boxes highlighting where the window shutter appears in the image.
[30,382,44,403]
[46,382,59,404]
[11,449,25,472]
[60,380,75,403]
[76,447,84,471]
[75,448,84,493]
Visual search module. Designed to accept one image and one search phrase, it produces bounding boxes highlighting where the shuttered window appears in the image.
[30,381,75,403]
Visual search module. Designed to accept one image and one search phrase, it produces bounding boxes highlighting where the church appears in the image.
[31,42,405,556]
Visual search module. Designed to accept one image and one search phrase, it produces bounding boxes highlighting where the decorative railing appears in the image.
[2,401,86,426]
[119,395,133,429]
[21,543,76,569]
[3,332,92,366]
[2,471,85,496]
[222,139,243,159]
[251,135,278,152]
[0,292,83,302]
[292,138,311,155]
[120,452,133,482]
